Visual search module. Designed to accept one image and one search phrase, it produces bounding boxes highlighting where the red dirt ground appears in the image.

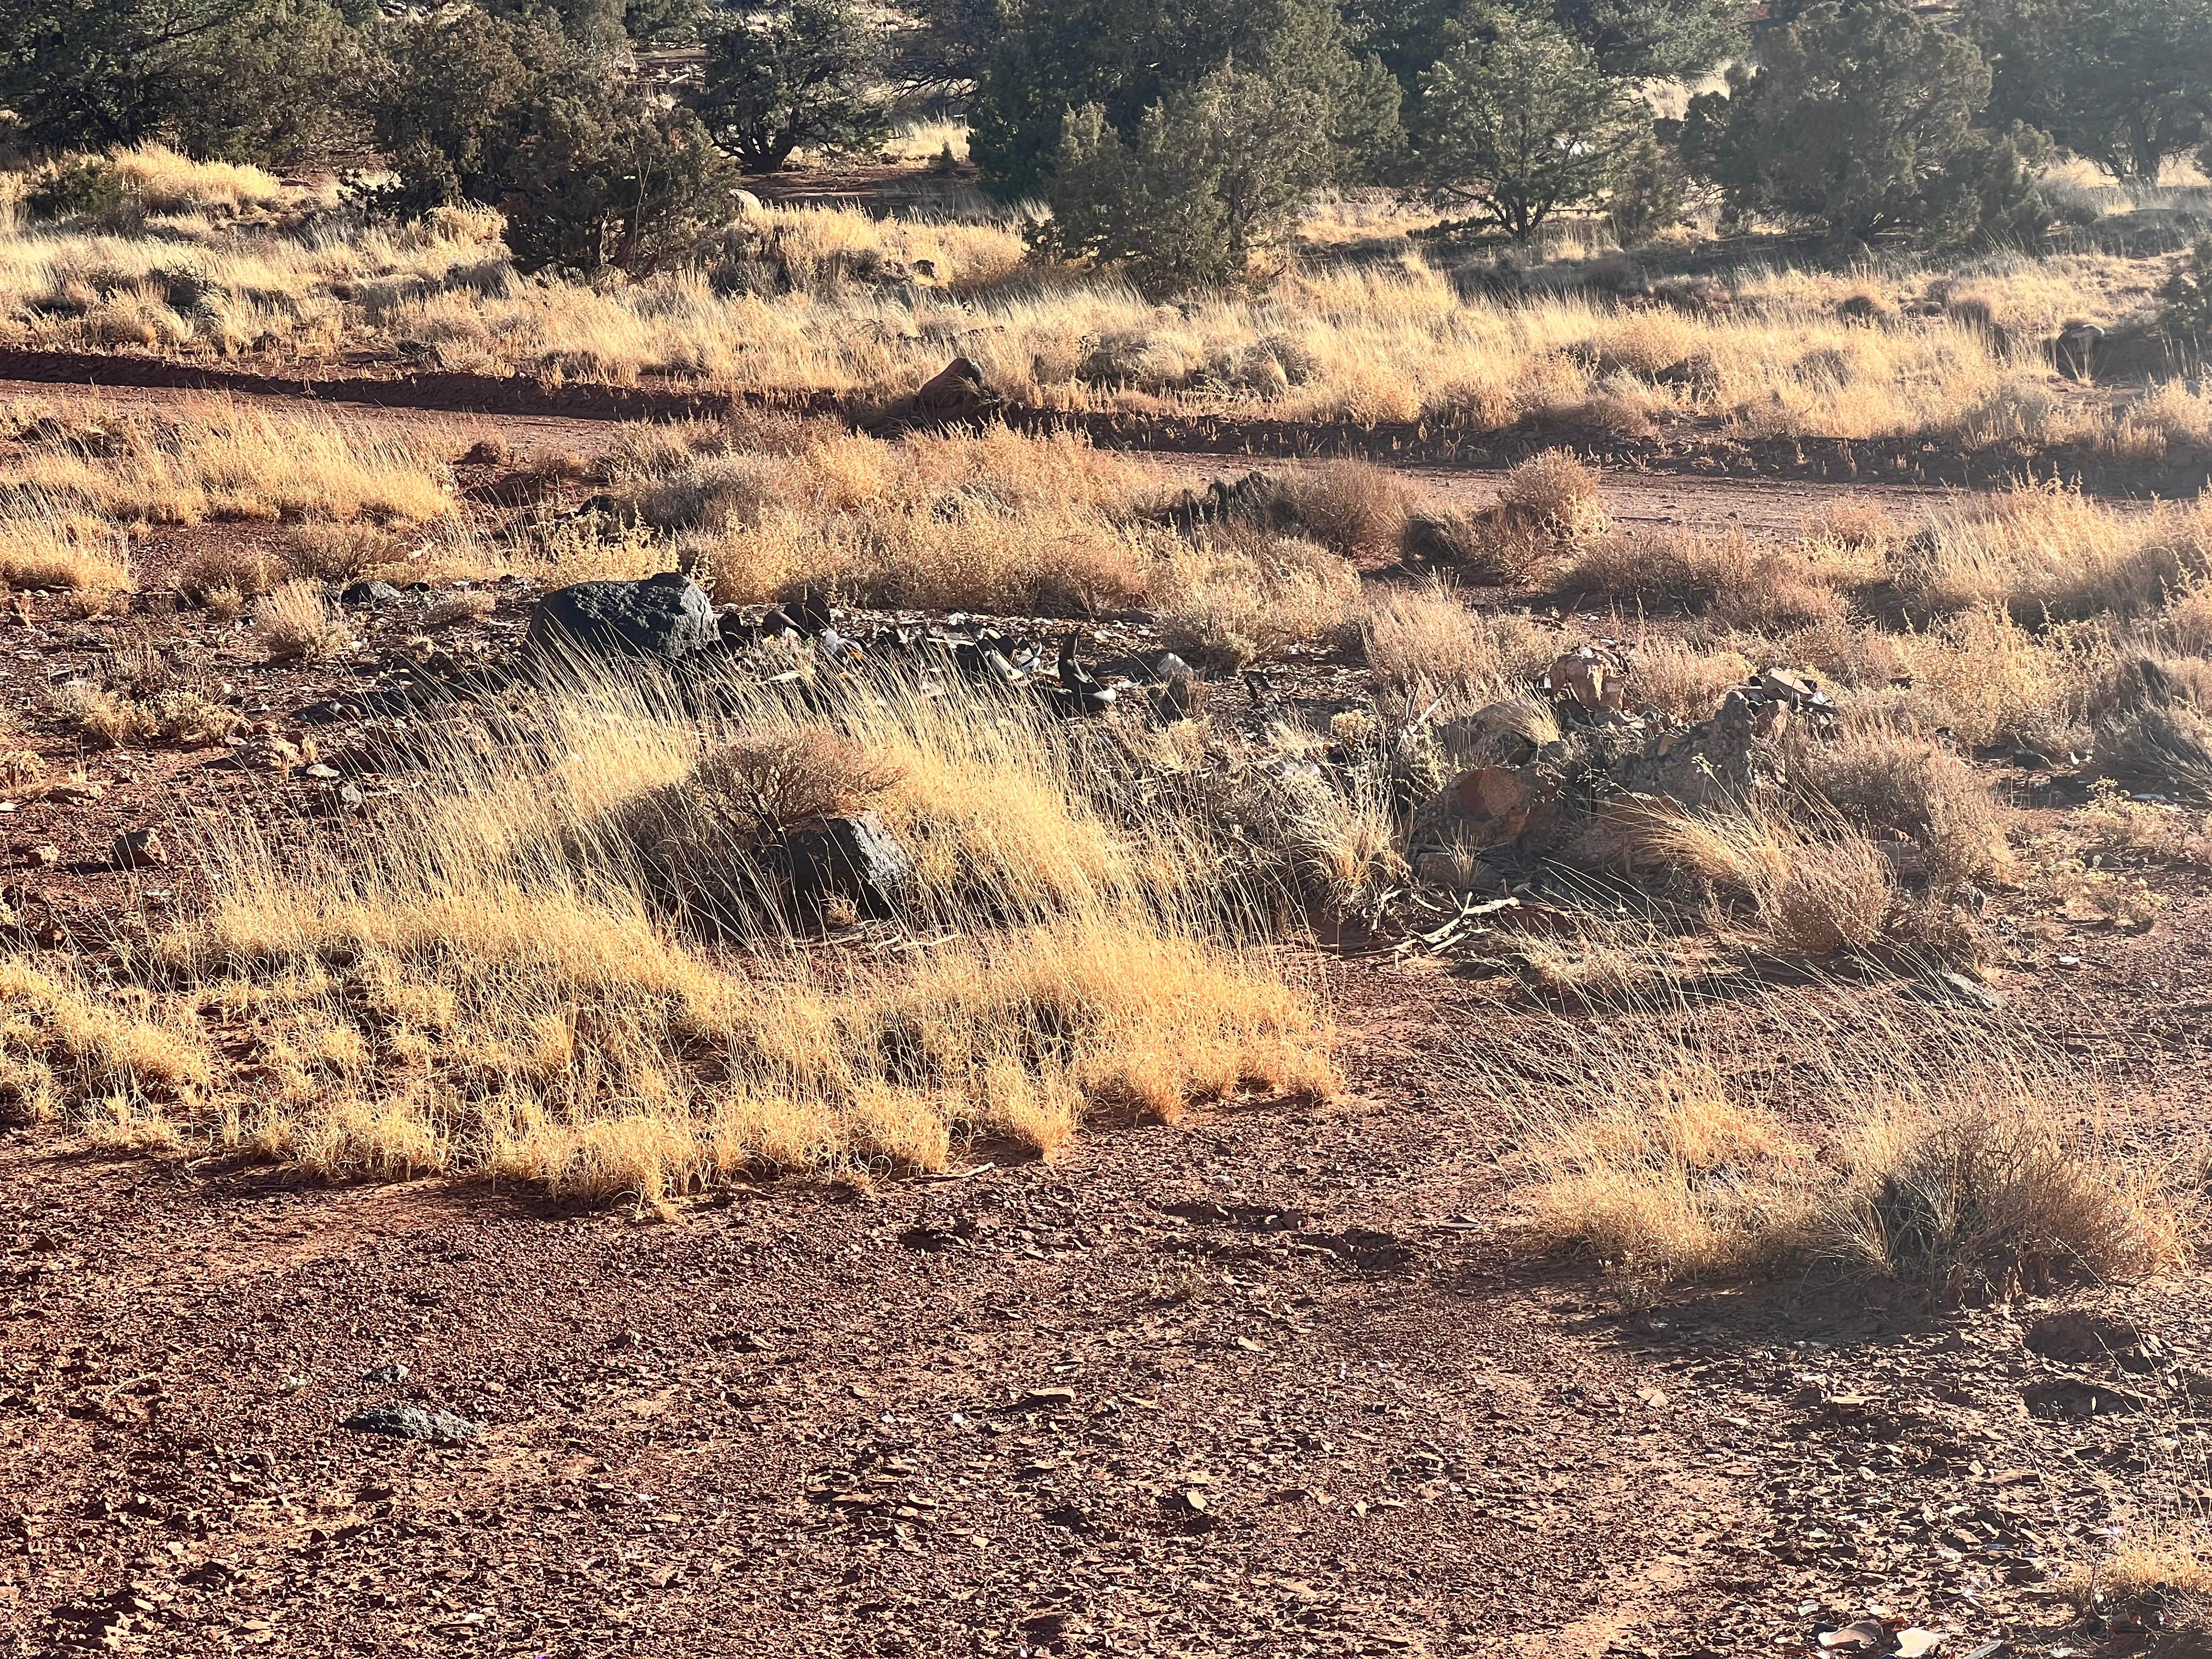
[2,376,2208,1659]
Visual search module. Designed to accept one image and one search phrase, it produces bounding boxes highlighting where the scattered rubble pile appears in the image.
[505,566,1960,956]
[1394,644,1842,884]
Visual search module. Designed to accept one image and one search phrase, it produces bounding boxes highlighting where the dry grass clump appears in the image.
[2165,572,2212,655]
[44,680,241,749]
[1274,460,1419,560]
[420,589,496,628]
[1776,616,1912,690]
[1803,497,1900,551]
[1360,580,1555,708]
[0,511,134,605]
[631,423,1165,616]
[1498,450,1607,539]
[2064,1528,2212,1639]
[0,956,210,1128]
[1508,1003,2189,1298]
[1887,606,2103,751]
[1894,484,2212,624]
[43,641,242,749]
[615,729,906,922]
[108,144,284,215]
[254,580,354,662]
[2092,660,2212,799]
[1791,726,2015,883]
[2112,380,2212,458]
[1218,749,1408,918]
[1158,527,1359,670]
[3,398,456,527]
[1623,636,1752,723]
[1598,800,1900,957]
[1521,1055,1820,1282]
[1826,1092,2188,1297]
[17,669,1334,1195]
[698,730,902,829]
[45,683,159,748]
[178,540,284,605]
[1562,528,1865,630]
[284,522,399,582]
[1401,452,1605,585]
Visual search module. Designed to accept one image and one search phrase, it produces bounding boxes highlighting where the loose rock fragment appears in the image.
[341,1406,481,1444]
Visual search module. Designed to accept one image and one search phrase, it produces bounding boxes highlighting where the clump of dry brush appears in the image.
[1492,995,2193,1304]
[1,665,1337,1200]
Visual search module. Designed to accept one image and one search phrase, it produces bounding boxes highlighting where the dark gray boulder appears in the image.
[529,572,720,662]
[340,579,408,607]
[782,811,910,917]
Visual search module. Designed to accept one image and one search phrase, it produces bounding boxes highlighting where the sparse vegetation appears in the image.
[254,579,354,662]
[3,398,456,527]
[1361,580,1555,708]
[0,511,134,605]
[8,5,2212,1652]
[1513,1007,2188,1296]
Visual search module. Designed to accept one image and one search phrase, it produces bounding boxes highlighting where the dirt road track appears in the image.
[0,369,2010,545]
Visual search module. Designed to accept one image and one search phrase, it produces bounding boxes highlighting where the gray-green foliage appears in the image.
[0,0,370,162]
[1414,5,1644,240]
[697,0,891,174]
[1681,0,2050,247]
[373,7,731,273]
[1967,0,2212,185]
[972,0,1400,201]
[1033,65,1339,293]
[2164,240,2212,342]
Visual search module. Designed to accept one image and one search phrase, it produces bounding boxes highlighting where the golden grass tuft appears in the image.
[1276,459,1420,560]
[1522,1057,1819,1282]
[1157,527,1360,671]
[1562,528,1865,630]
[44,680,241,749]
[1622,636,1751,724]
[1791,725,2016,884]
[0,956,209,1126]
[254,580,354,662]
[1890,606,2102,751]
[3,397,457,528]
[1803,496,1899,551]
[637,424,1166,616]
[1360,580,1555,707]
[1507,1001,2190,1297]
[0,510,134,604]
[284,523,399,582]
[1893,483,2212,623]
[2064,1527,2212,1639]
[109,144,284,215]
[1497,449,1607,540]
[18,669,1334,1197]
[1826,1092,2188,1297]
[1596,799,1901,957]
[178,541,284,604]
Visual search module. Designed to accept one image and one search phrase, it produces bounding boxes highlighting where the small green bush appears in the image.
[25,158,126,221]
